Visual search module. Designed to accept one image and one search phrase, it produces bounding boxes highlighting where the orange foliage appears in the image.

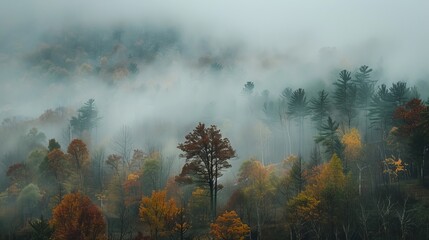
[67,139,89,171]
[210,210,250,240]
[47,149,66,179]
[139,190,179,239]
[50,192,107,240]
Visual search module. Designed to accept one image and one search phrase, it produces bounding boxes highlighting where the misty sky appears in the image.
[1,1,429,160]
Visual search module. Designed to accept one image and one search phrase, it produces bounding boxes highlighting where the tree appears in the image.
[369,84,395,141]
[333,70,357,127]
[46,148,67,201]
[70,99,100,138]
[354,65,376,141]
[243,81,254,95]
[287,88,309,194]
[29,215,53,240]
[315,117,343,160]
[287,88,310,156]
[309,90,331,131]
[47,138,61,152]
[279,87,294,156]
[177,123,236,219]
[286,192,320,240]
[342,128,363,171]
[67,139,90,191]
[210,210,250,240]
[302,154,350,239]
[112,125,133,168]
[50,192,107,240]
[139,190,179,240]
[6,163,30,187]
[238,159,275,239]
[393,98,428,180]
[17,183,42,219]
[354,65,375,109]
[389,81,410,107]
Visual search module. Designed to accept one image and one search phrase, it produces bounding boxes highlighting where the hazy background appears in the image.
[1,0,429,167]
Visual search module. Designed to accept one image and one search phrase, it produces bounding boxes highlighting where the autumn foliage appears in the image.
[50,192,107,240]
[139,190,179,240]
[177,123,236,219]
[210,210,250,240]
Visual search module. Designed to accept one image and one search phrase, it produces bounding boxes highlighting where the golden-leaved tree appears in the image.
[210,210,250,240]
[139,190,179,240]
[287,154,354,239]
[238,159,275,239]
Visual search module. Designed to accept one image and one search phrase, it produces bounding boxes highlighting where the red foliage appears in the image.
[394,98,427,136]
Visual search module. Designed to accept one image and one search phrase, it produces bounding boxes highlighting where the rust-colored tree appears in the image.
[67,139,90,191]
[47,149,67,200]
[393,98,428,180]
[210,210,250,240]
[50,192,107,240]
[139,190,179,240]
[177,123,236,219]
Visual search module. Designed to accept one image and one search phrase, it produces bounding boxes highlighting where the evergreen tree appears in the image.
[287,88,310,156]
[389,81,410,107]
[70,99,100,137]
[369,84,394,140]
[287,88,309,193]
[309,90,331,131]
[315,117,343,160]
[354,65,376,141]
[333,70,357,128]
[243,81,254,95]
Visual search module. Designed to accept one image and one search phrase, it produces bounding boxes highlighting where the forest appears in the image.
[1,1,429,240]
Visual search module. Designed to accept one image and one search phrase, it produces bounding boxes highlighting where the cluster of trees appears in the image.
[1,65,429,239]
[26,27,180,82]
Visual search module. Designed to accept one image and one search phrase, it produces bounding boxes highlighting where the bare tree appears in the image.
[112,125,133,169]
[396,197,414,240]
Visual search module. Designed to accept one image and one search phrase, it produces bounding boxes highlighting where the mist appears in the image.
[1,0,428,185]
[1,1,429,239]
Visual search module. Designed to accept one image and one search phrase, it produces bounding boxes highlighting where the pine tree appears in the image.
[309,90,331,131]
[315,117,343,160]
[333,70,357,128]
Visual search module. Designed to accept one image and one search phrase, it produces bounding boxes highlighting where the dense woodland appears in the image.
[1,26,429,240]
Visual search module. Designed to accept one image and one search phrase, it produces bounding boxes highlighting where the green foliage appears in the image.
[29,215,53,240]
[70,99,100,136]
[309,90,331,130]
[333,69,357,127]
[315,117,343,160]
[389,81,410,106]
[354,65,376,109]
[287,88,310,120]
[17,183,42,209]
[48,139,61,152]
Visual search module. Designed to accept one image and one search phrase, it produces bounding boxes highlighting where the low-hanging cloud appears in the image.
[1,0,429,166]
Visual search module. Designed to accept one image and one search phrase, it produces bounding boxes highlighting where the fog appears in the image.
[1,0,429,166]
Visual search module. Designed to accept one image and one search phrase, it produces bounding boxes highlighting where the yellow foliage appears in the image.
[127,173,139,182]
[383,156,407,180]
[287,192,320,223]
[139,190,179,239]
[210,210,250,240]
[342,128,362,161]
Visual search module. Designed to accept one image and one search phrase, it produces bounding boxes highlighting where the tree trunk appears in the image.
[209,181,214,220]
